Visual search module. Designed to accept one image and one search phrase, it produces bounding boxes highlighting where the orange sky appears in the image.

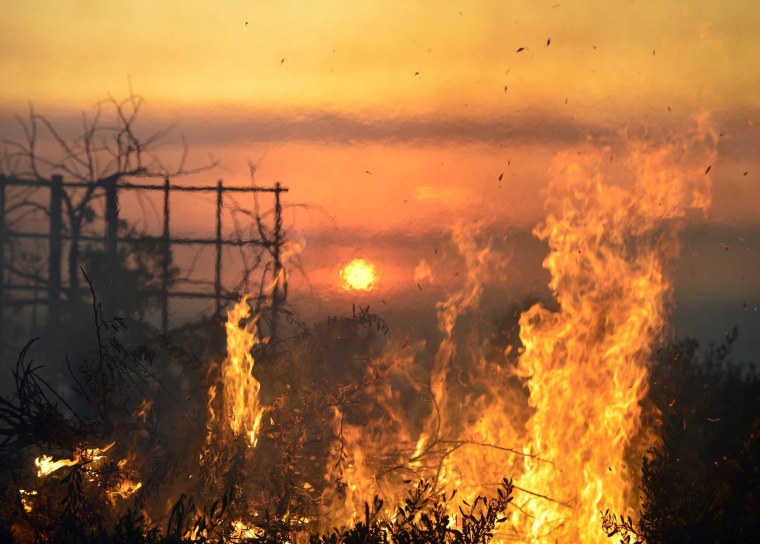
[3,1,759,228]
[2,1,759,319]
[3,1,759,115]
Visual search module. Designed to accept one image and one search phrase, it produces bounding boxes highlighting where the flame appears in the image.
[222,295,264,446]
[231,520,264,539]
[207,384,218,430]
[109,479,143,500]
[512,118,716,541]
[131,399,153,422]
[35,442,115,477]
[33,441,143,506]
[265,238,305,300]
[34,455,78,477]
[340,259,379,291]
[18,489,37,513]
[312,117,716,543]
[427,223,495,436]
[16,121,713,540]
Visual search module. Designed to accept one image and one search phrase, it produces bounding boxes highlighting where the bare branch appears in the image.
[1,93,220,301]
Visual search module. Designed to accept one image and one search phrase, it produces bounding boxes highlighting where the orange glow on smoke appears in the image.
[340,259,379,291]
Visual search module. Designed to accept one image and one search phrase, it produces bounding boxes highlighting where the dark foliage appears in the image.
[603,329,760,543]
[0,270,211,543]
[0,271,520,543]
[311,478,513,544]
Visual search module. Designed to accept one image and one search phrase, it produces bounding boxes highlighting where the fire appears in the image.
[35,442,115,477]
[32,441,143,508]
[109,479,143,500]
[8,119,718,542]
[132,399,153,422]
[510,119,716,542]
[340,258,379,291]
[231,520,264,539]
[34,454,78,477]
[18,489,37,513]
[222,295,264,446]
[315,117,716,542]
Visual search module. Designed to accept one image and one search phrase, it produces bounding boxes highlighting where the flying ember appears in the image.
[340,258,379,291]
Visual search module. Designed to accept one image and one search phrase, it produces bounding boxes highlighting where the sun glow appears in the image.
[340,259,379,291]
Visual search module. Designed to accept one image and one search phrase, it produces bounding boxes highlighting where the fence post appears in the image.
[215,180,223,316]
[0,175,5,348]
[161,178,170,335]
[49,175,63,333]
[105,177,119,267]
[270,182,284,340]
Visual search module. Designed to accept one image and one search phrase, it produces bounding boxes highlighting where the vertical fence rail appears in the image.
[49,175,63,333]
[105,177,119,267]
[271,182,284,339]
[161,178,170,335]
[215,180,223,317]
[0,177,5,302]
[0,175,5,351]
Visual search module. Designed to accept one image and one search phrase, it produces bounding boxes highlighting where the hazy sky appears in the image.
[3,1,759,226]
[2,1,759,351]
[3,1,760,114]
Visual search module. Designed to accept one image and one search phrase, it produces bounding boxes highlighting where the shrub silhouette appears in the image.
[603,330,760,543]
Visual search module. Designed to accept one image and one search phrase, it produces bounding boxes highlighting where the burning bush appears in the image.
[0,287,518,543]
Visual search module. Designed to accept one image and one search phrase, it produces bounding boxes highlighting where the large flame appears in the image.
[512,118,716,542]
[313,116,717,542]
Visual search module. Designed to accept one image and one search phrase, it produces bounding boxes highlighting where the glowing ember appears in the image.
[109,479,143,500]
[132,399,153,422]
[18,489,37,513]
[231,520,264,539]
[222,295,264,446]
[340,259,378,291]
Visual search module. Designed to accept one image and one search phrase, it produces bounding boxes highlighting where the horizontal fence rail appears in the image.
[3,230,277,247]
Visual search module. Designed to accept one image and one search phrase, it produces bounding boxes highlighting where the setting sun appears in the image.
[340,259,379,291]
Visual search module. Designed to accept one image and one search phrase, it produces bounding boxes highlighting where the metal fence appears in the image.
[0,174,288,351]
